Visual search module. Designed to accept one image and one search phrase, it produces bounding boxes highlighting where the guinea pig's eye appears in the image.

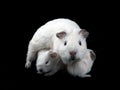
[79,41,81,45]
[64,41,67,46]
[45,61,49,64]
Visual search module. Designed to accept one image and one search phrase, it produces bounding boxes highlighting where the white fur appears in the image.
[56,31,88,64]
[25,18,87,68]
[67,49,96,78]
[36,50,64,76]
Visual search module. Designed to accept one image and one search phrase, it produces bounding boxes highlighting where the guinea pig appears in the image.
[25,18,89,68]
[36,50,65,76]
[67,49,96,78]
[56,29,89,64]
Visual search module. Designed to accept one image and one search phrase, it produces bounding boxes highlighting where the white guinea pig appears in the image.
[25,18,89,68]
[67,49,96,78]
[56,29,89,64]
[36,50,64,76]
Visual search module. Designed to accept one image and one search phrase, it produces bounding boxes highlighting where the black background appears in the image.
[1,2,109,89]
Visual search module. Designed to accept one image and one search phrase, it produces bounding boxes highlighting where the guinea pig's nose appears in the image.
[70,51,76,56]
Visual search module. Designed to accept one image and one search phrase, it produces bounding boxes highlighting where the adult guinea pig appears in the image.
[25,18,89,68]
[67,49,96,78]
[56,28,89,64]
[36,50,64,76]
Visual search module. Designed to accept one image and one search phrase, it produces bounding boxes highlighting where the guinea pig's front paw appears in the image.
[80,74,91,78]
[44,71,55,76]
[25,61,31,69]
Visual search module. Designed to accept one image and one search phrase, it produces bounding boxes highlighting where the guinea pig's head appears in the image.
[56,29,89,64]
[36,50,58,75]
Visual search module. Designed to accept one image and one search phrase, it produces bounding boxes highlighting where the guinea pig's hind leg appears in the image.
[25,51,37,68]
[25,61,31,69]
[25,43,37,68]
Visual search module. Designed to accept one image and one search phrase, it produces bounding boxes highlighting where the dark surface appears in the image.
[1,3,107,89]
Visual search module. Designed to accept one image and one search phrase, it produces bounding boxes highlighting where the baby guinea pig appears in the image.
[67,49,96,78]
[36,50,65,76]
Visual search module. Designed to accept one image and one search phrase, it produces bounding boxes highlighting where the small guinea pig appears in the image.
[25,18,89,68]
[36,50,64,76]
[67,49,96,78]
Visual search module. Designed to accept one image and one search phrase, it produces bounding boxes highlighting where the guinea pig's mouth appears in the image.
[44,70,51,74]
[70,56,80,61]
[71,56,75,60]
[37,70,51,74]
[70,56,77,61]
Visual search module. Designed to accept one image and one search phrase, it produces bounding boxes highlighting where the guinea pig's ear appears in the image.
[90,50,96,61]
[79,29,89,38]
[56,31,66,39]
[49,51,57,58]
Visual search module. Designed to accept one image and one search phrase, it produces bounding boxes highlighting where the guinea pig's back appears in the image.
[31,18,81,44]
[45,18,81,32]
